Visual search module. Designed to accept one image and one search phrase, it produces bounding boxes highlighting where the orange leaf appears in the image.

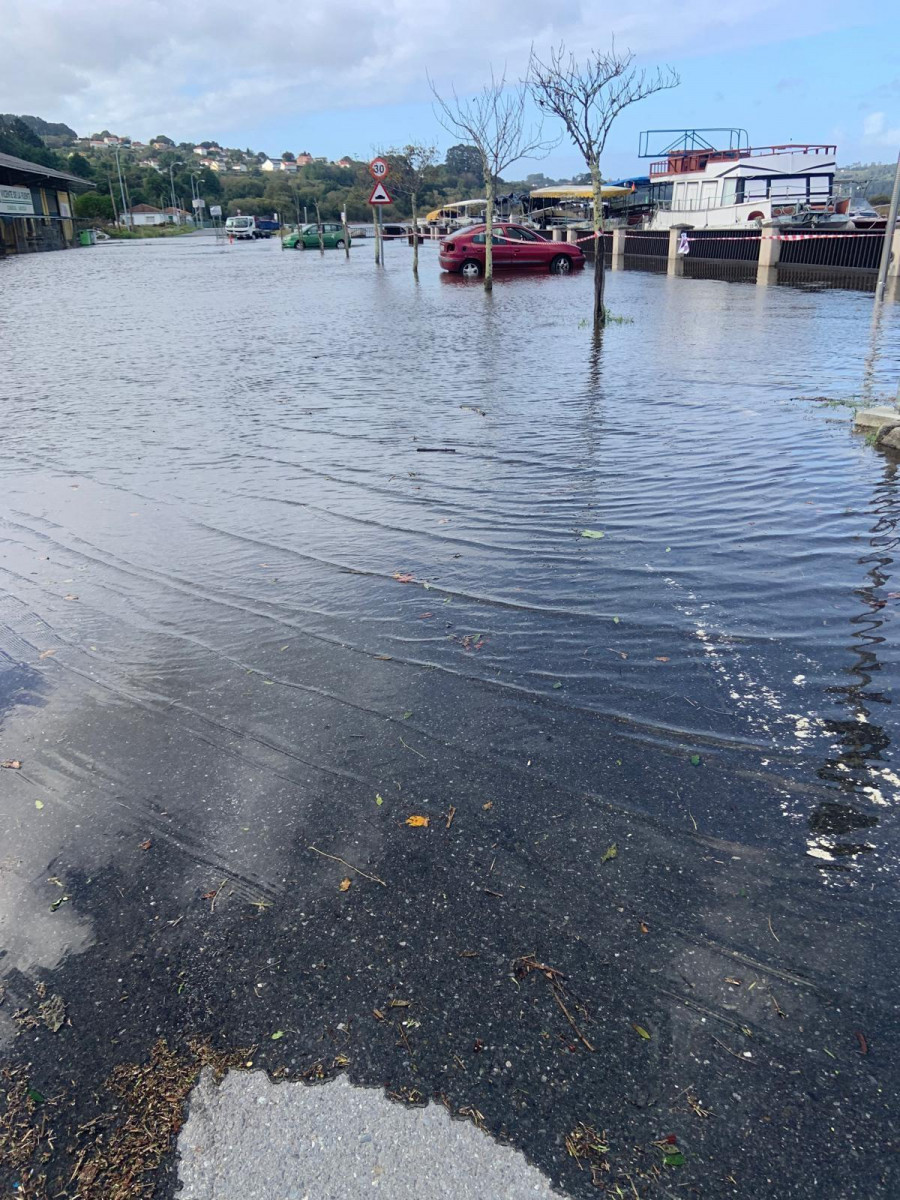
[339,878,351,892]
[1,760,22,769]
[392,572,415,583]
[640,921,649,934]
[139,839,152,851]
[655,656,669,662]
[405,815,430,827]
[482,801,493,810]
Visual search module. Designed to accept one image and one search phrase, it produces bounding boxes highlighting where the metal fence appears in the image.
[623,231,668,258]
[686,230,760,262]
[778,232,883,270]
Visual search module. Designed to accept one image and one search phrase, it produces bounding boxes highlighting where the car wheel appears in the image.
[549,254,572,274]
[295,240,306,249]
[460,259,481,278]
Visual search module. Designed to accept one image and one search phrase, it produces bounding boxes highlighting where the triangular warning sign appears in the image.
[369,181,392,205]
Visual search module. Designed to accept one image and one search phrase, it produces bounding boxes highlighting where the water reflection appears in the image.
[812,458,900,867]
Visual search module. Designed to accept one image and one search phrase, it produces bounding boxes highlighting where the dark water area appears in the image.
[2,234,900,1197]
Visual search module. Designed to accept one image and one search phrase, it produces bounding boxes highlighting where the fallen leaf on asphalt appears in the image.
[607,648,628,659]
[419,612,433,619]
[1,760,22,769]
[601,844,617,862]
[405,815,430,827]
[375,793,384,806]
[271,1030,285,1040]
[64,594,78,601]
[139,839,152,851]
[664,1151,686,1167]
[392,572,414,583]
[640,921,649,934]
[40,995,66,1033]
[552,681,562,689]
[339,878,351,892]
[39,649,57,659]
[725,977,742,986]
[373,1009,386,1021]
[402,711,413,720]
[482,801,493,810]
[581,530,605,539]
[690,754,702,766]
[632,1023,651,1040]
[389,999,411,1008]
[655,656,669,662]
[34,800,44,810]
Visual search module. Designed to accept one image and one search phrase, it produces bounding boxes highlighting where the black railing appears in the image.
[623,231,668,257]
[778,232,883,270]
[686,230,760,261]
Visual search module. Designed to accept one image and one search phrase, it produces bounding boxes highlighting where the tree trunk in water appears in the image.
[411,193,419,276]
[484,174,494,292]
[590,163,605,325]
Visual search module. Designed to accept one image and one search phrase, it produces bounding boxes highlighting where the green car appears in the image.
[284,222,351,250]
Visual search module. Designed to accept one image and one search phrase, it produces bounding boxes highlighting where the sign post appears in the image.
[368,158,392,265]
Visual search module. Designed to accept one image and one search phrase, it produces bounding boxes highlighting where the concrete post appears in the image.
[611,226,625,270]
[888,224,900,279]
[667,224,692,276]
[566,228,580,244]
[552,228,563,242]
[756,220,782,286]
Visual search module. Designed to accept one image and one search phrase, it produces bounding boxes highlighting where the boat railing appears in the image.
[649,144,837,177]
[651,192,841,215]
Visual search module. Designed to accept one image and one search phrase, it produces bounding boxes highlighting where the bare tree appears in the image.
[383,143,438,275]
[528,44,679,321]
[430,69,556,291]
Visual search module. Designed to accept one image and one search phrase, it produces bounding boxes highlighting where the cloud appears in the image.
[0,0,855,143]
[862,111,900,147]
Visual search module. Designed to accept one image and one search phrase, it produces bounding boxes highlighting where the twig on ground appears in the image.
[399,736,427,759]
[308,845,387,886]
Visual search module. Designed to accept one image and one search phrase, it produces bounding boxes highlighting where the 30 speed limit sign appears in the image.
[368,157,390,180]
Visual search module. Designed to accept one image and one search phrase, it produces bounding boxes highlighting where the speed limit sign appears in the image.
[368,157,390,180]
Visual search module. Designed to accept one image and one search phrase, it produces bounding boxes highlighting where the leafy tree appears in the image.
[0,114,63,166]
[74,192,114,220]
[282,151,295,161]
[66,152,93,178]
[152,134,175,146]
[199,165,222,196]
[445,143,481,178]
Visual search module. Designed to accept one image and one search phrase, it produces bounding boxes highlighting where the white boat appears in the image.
[637,129,842,231]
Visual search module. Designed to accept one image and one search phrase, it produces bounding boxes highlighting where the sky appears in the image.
[1,0,898,178]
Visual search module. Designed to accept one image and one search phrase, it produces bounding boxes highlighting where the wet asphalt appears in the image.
[1,236,900,1198]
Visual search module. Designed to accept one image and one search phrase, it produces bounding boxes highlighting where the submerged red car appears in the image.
[439,223,585,277]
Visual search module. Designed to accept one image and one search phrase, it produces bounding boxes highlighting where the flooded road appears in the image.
[2,234,900,1197]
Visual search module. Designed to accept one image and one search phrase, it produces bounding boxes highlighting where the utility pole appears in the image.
[169,161,183,223]
[874,150,900,305]
[113,144,129,229]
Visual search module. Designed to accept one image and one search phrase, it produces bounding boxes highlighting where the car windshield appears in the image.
[227,218,251,228]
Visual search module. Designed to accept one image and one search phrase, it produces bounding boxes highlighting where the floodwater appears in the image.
[1,234,900,1198]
